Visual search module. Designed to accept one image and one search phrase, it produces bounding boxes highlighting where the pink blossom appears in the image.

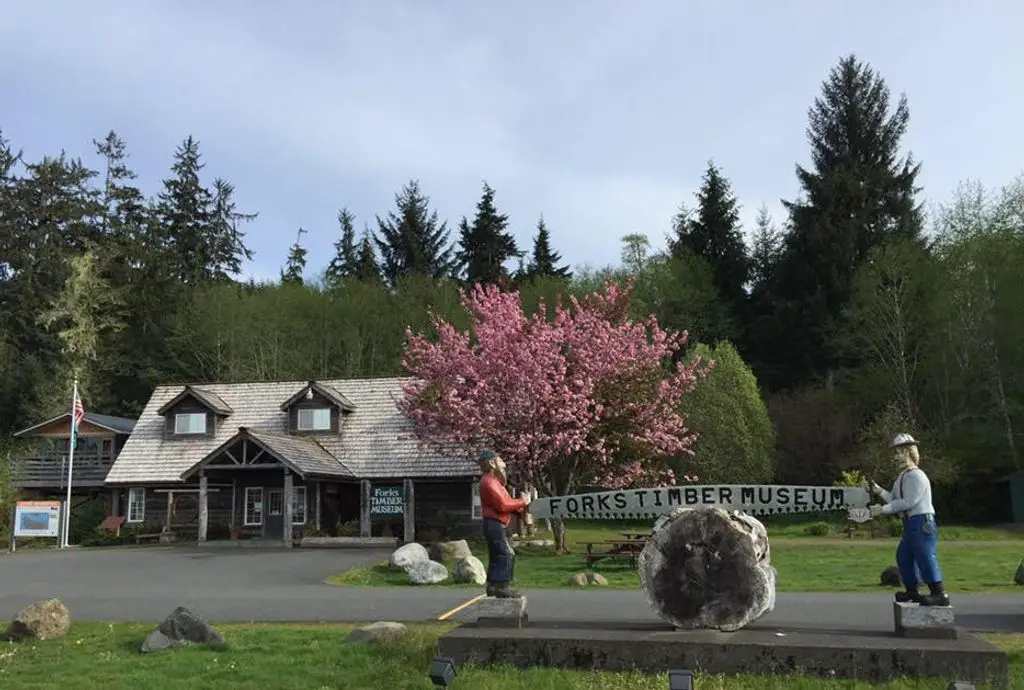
[398,281,708,496]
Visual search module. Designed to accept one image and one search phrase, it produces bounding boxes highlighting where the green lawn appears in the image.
[0,622,1019,689]
[328,517,1024,592]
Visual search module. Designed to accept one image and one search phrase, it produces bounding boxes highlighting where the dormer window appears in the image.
[175,412,208,435]
[280,381,357,435]
[296,408,331,432]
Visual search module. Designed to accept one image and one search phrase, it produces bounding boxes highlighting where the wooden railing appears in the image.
[10,452,113,489]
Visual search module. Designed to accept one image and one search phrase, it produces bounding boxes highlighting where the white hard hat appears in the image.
[890,432,918,447]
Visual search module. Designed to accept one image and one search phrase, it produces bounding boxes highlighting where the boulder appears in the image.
[345,621,409,645]
[389,543,430,572]
[140,606,225,653]
[881,565,902,587]
[452,555,486,585]
[1015,560,1024,586]
[567,571,609,586]
[428,540,473,564]
[6,598,71,642]
[639,506,776,632]
[407,560,449,585]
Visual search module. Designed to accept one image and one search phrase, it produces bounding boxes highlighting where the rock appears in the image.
[1014,560,1024,586]
[477,595,528,628]
[345,621,409,645]
[389,542,430,572]
[639,506,776,632]
[893,601,957,639]
[428,540,472,564]
[881,565,902,587]
[6,598,71,642]
[512,538,555,547]
[407,560,449,585]
[588,572,608,586]
[568,572,589,586]
[140,606,225,653]
[452,555,486,585]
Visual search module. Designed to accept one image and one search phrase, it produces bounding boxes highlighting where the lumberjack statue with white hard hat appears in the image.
[477,449,531,598]
[865,433,950,607]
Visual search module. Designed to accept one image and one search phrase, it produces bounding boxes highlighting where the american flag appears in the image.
[72,391,85,427]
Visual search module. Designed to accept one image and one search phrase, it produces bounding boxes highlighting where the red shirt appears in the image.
[480,474,527,525]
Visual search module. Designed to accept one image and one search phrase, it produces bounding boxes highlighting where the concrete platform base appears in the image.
[894,601,957,639]
[436,621,1009,687]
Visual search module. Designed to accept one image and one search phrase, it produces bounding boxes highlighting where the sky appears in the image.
[2,1,1022,282]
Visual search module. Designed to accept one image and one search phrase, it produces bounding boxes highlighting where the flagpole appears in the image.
[62,379,79,549]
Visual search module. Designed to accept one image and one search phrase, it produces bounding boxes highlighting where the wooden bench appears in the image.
[584,539,645,567]
[134,532,163,544]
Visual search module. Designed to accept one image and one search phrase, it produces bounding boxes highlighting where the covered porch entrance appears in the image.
[182,426,353,546]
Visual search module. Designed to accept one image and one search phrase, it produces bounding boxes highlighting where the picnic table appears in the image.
[583,536,647,567]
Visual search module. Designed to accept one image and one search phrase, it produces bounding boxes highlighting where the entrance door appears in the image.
[266,488,284,539]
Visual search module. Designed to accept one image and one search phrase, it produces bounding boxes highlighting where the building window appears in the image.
[297,408,331,431]
[244,487,264,526]
[174,412,207,435]
[127,487,145,523]
[292,486,307,525]
[267,489,283,516]
[471,482,482,520]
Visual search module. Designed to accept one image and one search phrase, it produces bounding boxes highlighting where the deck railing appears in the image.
[10,452,113,489]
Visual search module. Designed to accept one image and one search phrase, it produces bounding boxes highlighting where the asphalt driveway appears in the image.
[1,547,1021,632]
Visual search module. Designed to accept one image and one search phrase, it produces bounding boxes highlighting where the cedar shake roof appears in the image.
[156,385,234,416]
[105,377,475,485]
[181,427,356,480]
[278,381,357,412]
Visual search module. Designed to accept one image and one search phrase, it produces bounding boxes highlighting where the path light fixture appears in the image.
[668,668,694,690]
[429,655,457,686]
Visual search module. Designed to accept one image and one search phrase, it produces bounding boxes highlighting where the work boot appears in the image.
[894,587,922,604]
[485,581,496,597]
[493,581,521,598]
[919,582,951,607]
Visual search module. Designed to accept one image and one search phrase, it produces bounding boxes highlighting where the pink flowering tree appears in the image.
[398,280,709,552]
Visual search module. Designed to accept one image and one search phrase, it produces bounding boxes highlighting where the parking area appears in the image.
[0,545,471,623]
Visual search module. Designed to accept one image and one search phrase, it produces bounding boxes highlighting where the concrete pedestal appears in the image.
[893,601,958,640]
[476,596,528,628]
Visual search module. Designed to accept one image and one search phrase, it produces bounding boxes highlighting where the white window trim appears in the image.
[296,407,331,431]
[174,412,207,435]
[244,487,264,526]
[127,487,146,523]
[471,482,482,520]
[292,486,307,525]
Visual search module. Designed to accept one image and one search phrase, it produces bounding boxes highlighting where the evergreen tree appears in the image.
[671,161,749,323]
[525,216,571,279]
[353,226,381,283]
[748,204,782,294]
[282,228,308,285]
[210,178,256,278]
[756,54,924,389]
[325,207,358,284]
[156,137,253,285]
[374,179,454,286]
[456,181,519,285]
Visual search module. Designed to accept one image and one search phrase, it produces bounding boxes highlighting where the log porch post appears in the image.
[283,469,294,548]
[403,478,415,544]
[359,479,371,537]
[314,480,321,532]
[198,472,208,543]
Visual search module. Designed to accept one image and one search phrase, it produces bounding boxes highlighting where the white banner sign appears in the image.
[529,485,871,521]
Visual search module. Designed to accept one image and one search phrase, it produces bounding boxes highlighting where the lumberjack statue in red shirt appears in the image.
[477,449,531,598]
